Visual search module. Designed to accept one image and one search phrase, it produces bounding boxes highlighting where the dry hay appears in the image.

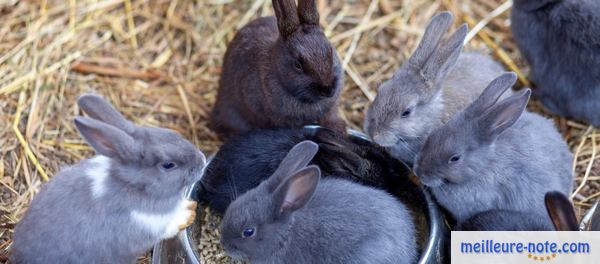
[0,0,598,263]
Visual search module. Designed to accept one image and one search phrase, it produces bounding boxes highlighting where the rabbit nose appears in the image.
[373,134,383,143]
[317,85,335,97]
[323,89,335,97]
[413,165,429,180]
[310,79,337,98]
[198,151,207,167]
[373,133,391,146]
[412,163,420,175]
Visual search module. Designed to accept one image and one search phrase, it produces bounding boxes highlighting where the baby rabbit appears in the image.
[199,127,414,214]
[11,94,206,264]
[365,11,506,164]
[210,0,345,139]
[219,141,417,263]
[456,210,554,231]
[456,191,574,231]
[413,73,573,224]
[512,0,600,126]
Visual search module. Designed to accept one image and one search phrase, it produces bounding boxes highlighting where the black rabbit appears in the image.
[198,127,418,214]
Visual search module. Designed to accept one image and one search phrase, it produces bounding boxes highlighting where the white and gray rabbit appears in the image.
[11,94,206,264]
[365,11,507,164]
[413,73,573,224]
[512,0,600,126]
[219,141,417,264]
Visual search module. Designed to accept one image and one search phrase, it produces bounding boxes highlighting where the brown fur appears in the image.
[210,0,345,139]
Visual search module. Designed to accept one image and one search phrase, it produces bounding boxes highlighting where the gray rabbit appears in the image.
[414,73,573,224]
[512,0,600,126]
[456,210,554,231]
[219,141,417,264]
[11,94,205,264]
[458,191,579,231]
[365,11,507,165]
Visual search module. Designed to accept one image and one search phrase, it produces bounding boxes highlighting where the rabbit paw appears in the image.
[178,200,197,230]
[163,200,197,238]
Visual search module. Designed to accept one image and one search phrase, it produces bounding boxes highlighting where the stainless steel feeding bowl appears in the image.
[153,127,449,264]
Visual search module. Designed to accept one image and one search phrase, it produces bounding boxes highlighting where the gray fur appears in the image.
[77,94,135,134]
[457,210,554,231]
[413,74,573,224]
[219,141,417,264]
[512,0,600,126]
[513,0,562,11]
[11,94,206,264]
[365,11,507,164]
[459,191,579,231]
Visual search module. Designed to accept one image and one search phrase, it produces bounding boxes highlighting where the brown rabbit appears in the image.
[210,0,345,139]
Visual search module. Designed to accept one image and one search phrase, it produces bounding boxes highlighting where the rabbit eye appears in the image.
[448,155,461,164]
[241,227,256,238]
[161,162,177,170]
[293,60,303,72]
[401,109,412,117]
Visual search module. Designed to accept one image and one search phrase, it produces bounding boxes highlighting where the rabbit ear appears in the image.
[272,165,321,217]
[406,12,454,69]
[272,0,300,39]
[77,94,135,134]
[74,116,137,160]
[545,191,579,231]
[312,129,365,177]
[477,88,531,142]
[466,73,518,116]
[421,24,467,85]
[297,0,319,25]
[265,140,319,192]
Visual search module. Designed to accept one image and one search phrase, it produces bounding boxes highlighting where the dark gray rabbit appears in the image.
[456,191,576,231]
[198,127,418,214]
[512,0,600,126]
[365,11,507,164]
[210,0,345,139]
[11,94,206,264]
[457,210,554,231]
[219,141,417,264]
[414,73,573,224]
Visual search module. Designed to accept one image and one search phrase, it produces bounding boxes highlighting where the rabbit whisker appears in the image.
[226,165,239,201]
[398,139,418,158]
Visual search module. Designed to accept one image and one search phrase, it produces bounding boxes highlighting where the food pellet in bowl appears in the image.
[197,206,245,264]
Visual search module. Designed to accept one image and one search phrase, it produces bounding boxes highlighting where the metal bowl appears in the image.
[153,128,448,264]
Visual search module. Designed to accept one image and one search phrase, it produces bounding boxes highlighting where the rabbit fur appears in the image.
[365,11,507,165]
[219,141,417,264]
[414,73,573,224]
[210,0,345,139]
[512,0,600,126]
[11,94,206,264]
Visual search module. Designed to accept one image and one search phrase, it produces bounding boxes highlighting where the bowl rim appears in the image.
[153,127,448,264]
